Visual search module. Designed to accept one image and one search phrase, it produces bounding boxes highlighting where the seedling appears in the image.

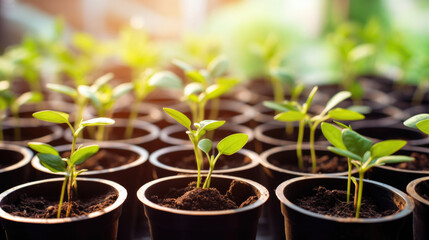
[269,86,364,172]
[163,107,225,188]
[28,110,114,218]
[404,113,429,135]
[172,56,238,123]
[198,133,248,188]
[323,124,413,218]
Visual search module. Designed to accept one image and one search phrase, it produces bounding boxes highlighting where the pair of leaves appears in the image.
[198,133,248,157]
[404,113,429,135]
[33,110,114,127]
[163,108,224,134]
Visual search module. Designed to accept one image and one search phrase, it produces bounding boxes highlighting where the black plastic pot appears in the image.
[0,143,33,193]
[259,145,352,240]
[0,177,127,240]
[31,142,149,240]
[368,146,429,192]
[276,176,414,240]
[137,174,269,240]
[2,123,64,147]
[407,176,429,240]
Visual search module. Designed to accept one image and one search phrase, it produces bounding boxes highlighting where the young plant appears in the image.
[404,113,429,135]
[324,125,413,218]
[198,133,248,188]
[163,107,225,188]
[28,110,114,218]
[268,86,364,172]
[172,56,238,123]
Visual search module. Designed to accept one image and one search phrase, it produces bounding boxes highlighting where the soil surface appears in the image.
[159,153,251,170]
[393,152,429,171]
[61,149,138,171]
[3,126,53,141]
[270,155,348,173]
[2,191,118,218]
[416,181,429,201]
[294,186,398,218]
[0,150,23,169]
[150,180,258,210]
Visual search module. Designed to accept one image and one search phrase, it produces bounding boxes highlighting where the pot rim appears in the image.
[31,142,149,175]
[2,124,63,146]
[0,177,127,224]
[374,145,429,174]
[276,175,414,223]
[63,119,159,145]
[353,124,429,146]
[111,102,163,123]
[137,174,269,216]
[149,145,260,174]
[160,123,255,146]
[259,144,350,176]
[0,143,33,173]
[407,176,429,205]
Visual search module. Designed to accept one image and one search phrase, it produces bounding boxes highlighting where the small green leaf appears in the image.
[198,138,212,155]
[321,122,346,149]
[328,146,362,161]
[204,84,230,100]
[342,129,372,158]
[334,121,350,129]
[263,101,292,112]
[38,153,66,173]
[28,142,59,156]
[375,155,414,165]
[172,59,194,72]
[70,145,99,165]
[32,110,70,124]
[13,92,43,111]
[322,91,351,115]
[416,119,429,135]
[184,82,203,97]
[92,73,114,91]
[47,83,78,98]
[185,70,206,83]
[198,120,225,131]
[274,111,306,122]
[217,133,248,155]
[328,108,365,120]
[113,82,133,99]
[81,117,115,127]
[149,71,183,89]
[404,114,429,129]
[304,86,318,113]
[349,44,375,62]
[163,108,191,130]
[78,85,101,109]
[370,140,407,158]
[208,55,228,79]
[270,69,294,86]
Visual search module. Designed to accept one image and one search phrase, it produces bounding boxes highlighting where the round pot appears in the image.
[389,84,429,109]
[407,176,429,240]
[111,102,163,124]
[0,177,127,240]
[260,145,352,240]
[368,146,429,192]
[2,123,63,147]
[345,105,404,128]
[31,142,149,240]
[149,145,263,183]
[137,174,269,240]
[159,123,255,151]
[276,176,414,240]
[164,99,255,126]
[64,119,160,153]
[0,143,33,193]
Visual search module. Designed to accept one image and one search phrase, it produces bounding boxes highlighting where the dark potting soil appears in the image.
[2,191,118,218]
[393,152,429,171]
[61,149,138,171]
[3,126,53,141]
[159,153,251,170]
[416,181,429,201]
[150,180,258,211]
[0,150,24,169]
[270,155,348,173]
[294,186,398,218]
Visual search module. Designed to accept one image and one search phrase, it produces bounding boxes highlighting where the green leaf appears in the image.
[204,84,229,100]
[78,85,101,109]
[184,82,203,97]
[37,153,66,173]
[47,83,77,98]
[32,110,70,124]
[198,138,212,155]
[334,121,350,129]
[149,71,183,89]
[347,105,371,114]
[208,55,228,79]
[404,114,429,129]
[370,140,407,158]
[321,122,346,149]
[185,70,206,83]
[328,146,362,161]
[349,44,375,62]
[92,73,114,91]
[322,91,351,115]
[0,98,7,111]
[172,59,194,72]
[342,129,372,157]
[198,120,225,131]
[274,111,306,122]
[375,155,414,165]
[416,119,429,135]
[270,69,294,86]
[263,101,292,112]
[28,142,59,156]
[328,108,365,121]
[304,86,318,113]
[81,117,115,127]
[13,92,43,111]
[113,82,133,99]
[163,108,191,130]
[217,133,248,155]
[70,145,99,165]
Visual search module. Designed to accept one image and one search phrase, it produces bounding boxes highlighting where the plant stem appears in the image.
[309,124,317,173]
[197,101,206,123]
[296,119,305,169]
[191,140,202,188]
[355,170,364,218]
[57,176,68,218]
[270,77,284,104]
[189,102,198,124]
[125,99,141,139]
[66,174,73,217]
[347,158,351,203]
[96,110,105,141]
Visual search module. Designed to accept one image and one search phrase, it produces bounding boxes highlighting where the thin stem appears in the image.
[191,140,202,188]
[208,98,220,120]
[347,158,351,203]
[197,101,206,123]
[57,176,68,218]
[66,174,73,217]
[189,102,198,124]
[296,119,305,169]
[309,124,317,173]
[125,99,141,139]
[203,154,220,188]
[96,109,105,141]
[270,77,284,104]
[355,170,365,218]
